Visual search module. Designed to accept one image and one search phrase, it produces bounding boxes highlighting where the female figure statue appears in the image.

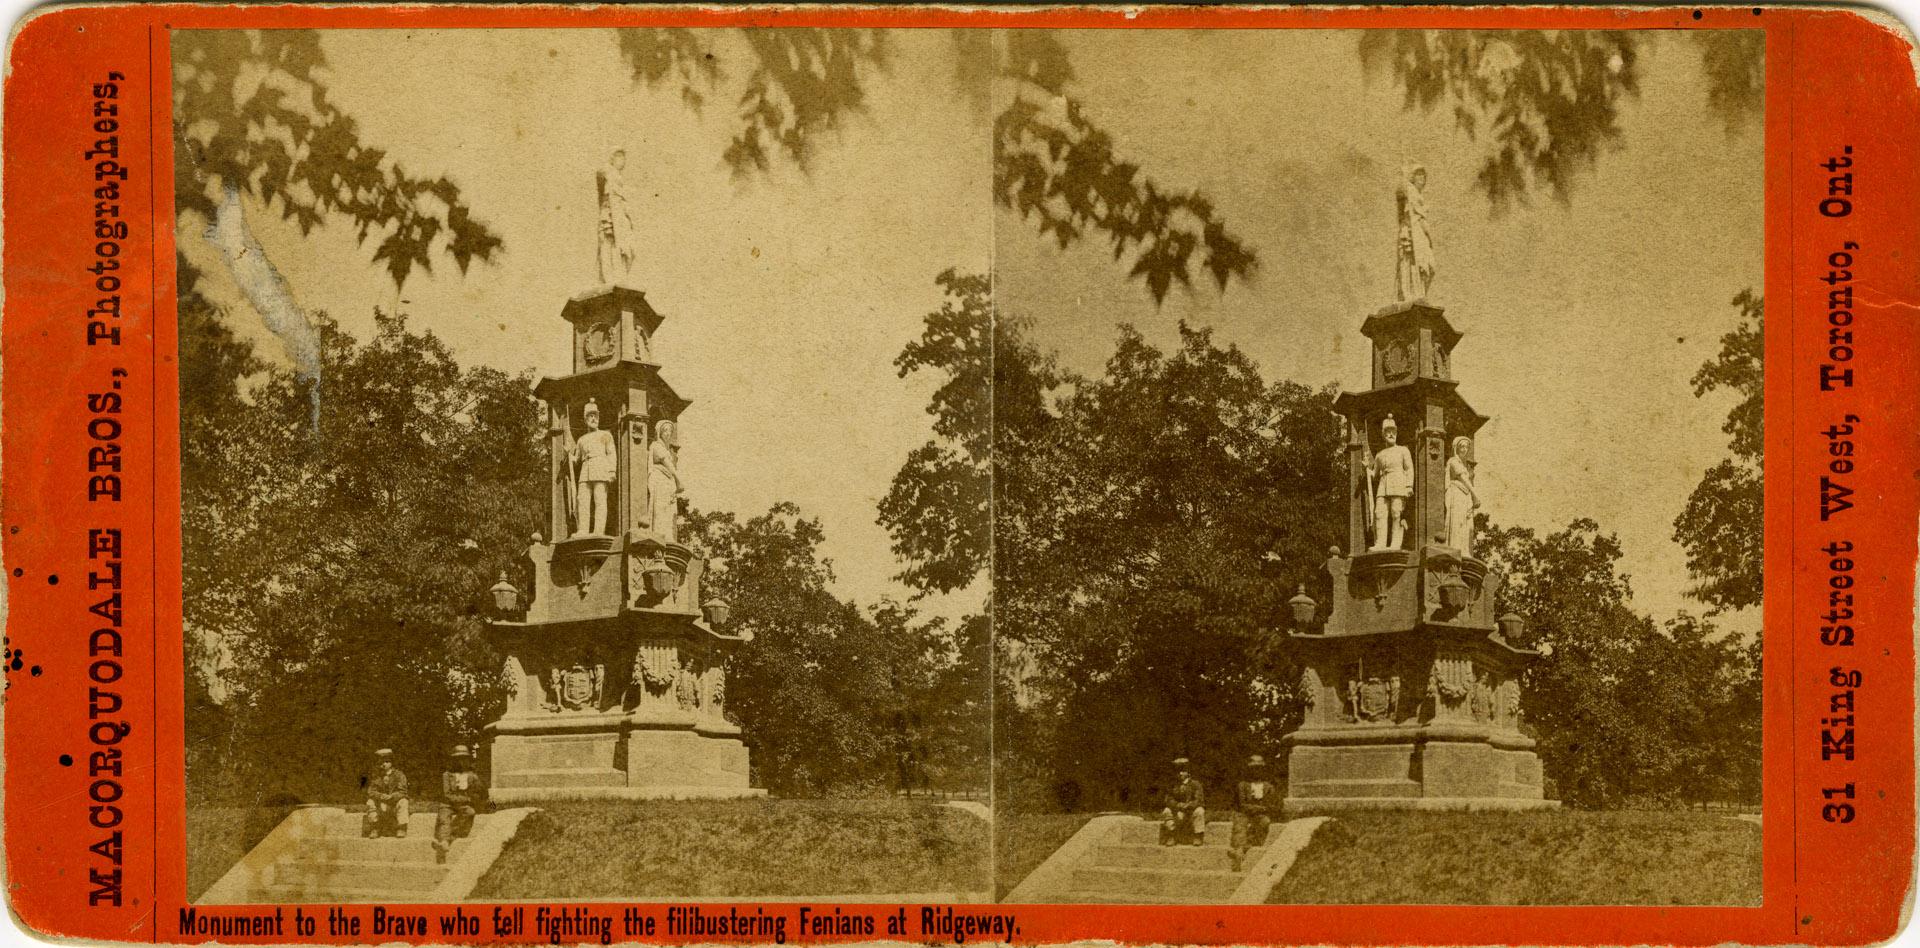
[1446,435,1480,554]
[648,419,682,543]
[1396,164,1435,301]
[597,149,638,284]
[1370,416,1413,550]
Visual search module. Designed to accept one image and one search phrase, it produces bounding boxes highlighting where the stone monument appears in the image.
[481,279,760,801]
[1278,204,1550,812]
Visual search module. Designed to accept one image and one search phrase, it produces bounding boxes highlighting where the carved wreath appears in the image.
[1383,341,1414,380]
[584,321,616,364]
[635,645,676,690]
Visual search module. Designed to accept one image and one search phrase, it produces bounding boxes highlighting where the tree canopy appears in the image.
[1673,290,1764,612]
[875,271,1761,812]
[182,290,983,804]
[173,30,504,287]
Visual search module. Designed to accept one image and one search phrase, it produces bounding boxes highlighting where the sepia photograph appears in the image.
[170,22,1765,909]
[7,1,1920,943]
[176,27,993,904]
[987,28,1766,905]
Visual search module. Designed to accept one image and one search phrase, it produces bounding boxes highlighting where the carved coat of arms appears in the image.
[553,662,603,711]
[1356,676,1398,721]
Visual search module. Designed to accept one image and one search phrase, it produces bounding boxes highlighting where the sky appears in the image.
[180,28,992,618]
[181,27,1762,628]
[996,30,1764,628]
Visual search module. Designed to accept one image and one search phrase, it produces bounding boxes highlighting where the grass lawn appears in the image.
[1269,809,1762,905]
[185,805,299,901]
[993,812,1095,900]
[470,798,989,899]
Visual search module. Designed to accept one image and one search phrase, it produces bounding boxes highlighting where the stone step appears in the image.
[292,835,471,863]
[1089,843,1236,872]
[1110,820,1234,847]
[1052,889,1219,905]
[1068,865,1242,901]
[269,858,449,893]
[494,767,627,789]
[258,883,444,905]
[315,809,445,838]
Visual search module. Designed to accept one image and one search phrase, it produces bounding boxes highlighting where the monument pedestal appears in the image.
[482,286,761,801]
[1281,300,1553,814]
[487,714,759,802]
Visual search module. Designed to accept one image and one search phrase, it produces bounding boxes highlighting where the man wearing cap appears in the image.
[1230,754,1278,871]
[363,749,411,838]
[1159,758,1206,846]
[434,745,484,863]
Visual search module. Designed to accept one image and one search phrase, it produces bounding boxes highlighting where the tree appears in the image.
[874,603,991,794]
[1478,517,1760,808]
[1360,30,1763,209]
[616,30,1257,304]
[884,291,1345,809]
[686,504,976,797]
[1673,290,1764,611]
[183,306,546,803]
[173,30,502,287]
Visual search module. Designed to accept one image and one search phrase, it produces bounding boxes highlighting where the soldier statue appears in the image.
[571,400,617,537]
[1371,416,1414,550]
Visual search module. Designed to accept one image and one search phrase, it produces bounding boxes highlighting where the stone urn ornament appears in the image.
[1497,611,1526,643]
[644,566,679,597]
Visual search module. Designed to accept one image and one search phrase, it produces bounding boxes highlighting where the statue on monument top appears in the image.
[597,149,639,285]
[571,399,618,538]
[1395,164,1435,301]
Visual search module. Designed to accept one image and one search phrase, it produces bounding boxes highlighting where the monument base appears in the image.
[1282,723,1551,815]
[485,712,764,803]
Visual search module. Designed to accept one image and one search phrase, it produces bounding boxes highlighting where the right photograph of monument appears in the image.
[989,28,1765,905]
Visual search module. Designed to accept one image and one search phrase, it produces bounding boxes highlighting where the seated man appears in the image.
[433,745,485,864]
[1230,753,1278,871]
[362,748,411,839]
[1159,758,1206,846]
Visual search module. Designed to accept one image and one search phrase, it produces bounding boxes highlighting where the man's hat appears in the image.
[1247,754,1267,768]
[375,748,394,758]
[1173,757,1190,767]
[451,745,471,758]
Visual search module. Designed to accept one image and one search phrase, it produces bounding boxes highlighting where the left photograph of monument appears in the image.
[176,28,992,903]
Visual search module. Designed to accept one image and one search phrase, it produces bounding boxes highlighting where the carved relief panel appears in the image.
[1429,651,1473,722]
[1340,657,1404,724]
[1300,666,1325,725]
[541,655,606,713]
[630,641,678,709]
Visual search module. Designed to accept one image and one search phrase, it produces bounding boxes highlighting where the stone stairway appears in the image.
[201,806,536,904]
[1006,814,1330,904]
[1066,819,1242,902]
